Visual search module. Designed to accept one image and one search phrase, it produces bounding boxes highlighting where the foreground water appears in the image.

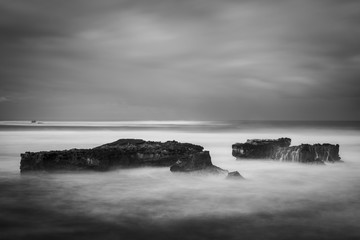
[1,121,360,240]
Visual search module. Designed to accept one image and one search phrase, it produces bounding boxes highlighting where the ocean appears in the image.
[1,121,360,240]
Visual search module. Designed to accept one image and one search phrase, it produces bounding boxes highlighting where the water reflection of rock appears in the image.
[232,138,341,164]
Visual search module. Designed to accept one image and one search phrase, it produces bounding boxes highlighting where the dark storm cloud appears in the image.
[0,0,360,120]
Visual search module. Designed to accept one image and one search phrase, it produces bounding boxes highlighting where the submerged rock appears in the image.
[226,171,244,179]
[232,138,341,163]
[170,151,228,175]
[20,139,205,172]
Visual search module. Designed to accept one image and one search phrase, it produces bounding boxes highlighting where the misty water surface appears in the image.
[0,121,360,240]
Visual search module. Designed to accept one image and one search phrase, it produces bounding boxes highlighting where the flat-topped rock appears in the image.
[232,138,291,159]
[232,138,341,163]
[20,139,205,172]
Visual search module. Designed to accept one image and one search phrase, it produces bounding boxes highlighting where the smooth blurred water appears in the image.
[0,121,360,240]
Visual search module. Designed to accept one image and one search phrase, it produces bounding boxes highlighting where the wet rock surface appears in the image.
[273,144,341,163]
[232,138,341,163]
[170,151,228,175]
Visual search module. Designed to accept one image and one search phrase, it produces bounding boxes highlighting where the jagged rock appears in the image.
[232,138,291,159]
[20,139,205,172]
[170,151,228,174]
[226,171,244,179]
[232,138,341,163]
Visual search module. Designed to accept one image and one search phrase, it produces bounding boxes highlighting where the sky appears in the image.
[0,0,360,121]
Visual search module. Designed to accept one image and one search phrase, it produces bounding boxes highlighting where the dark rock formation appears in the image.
[232,138,341,163]
[170,151,228,174]
[232,138,291,159]
[20,139,229,175]
[226,171,244,179]
[20,139,204,172]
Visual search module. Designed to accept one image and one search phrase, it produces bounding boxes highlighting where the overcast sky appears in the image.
[0,0,360,121]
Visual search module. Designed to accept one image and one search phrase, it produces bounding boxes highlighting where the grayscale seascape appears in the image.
[1,0,360,239]
[1,121,360,239]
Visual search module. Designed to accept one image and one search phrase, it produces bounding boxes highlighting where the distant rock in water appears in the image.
[170,151,228,175]
[232,138,341,164]
[20,139,228,175]
[30,120,43,124]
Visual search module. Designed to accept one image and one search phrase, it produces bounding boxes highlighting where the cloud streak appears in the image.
[0,97,9,103]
